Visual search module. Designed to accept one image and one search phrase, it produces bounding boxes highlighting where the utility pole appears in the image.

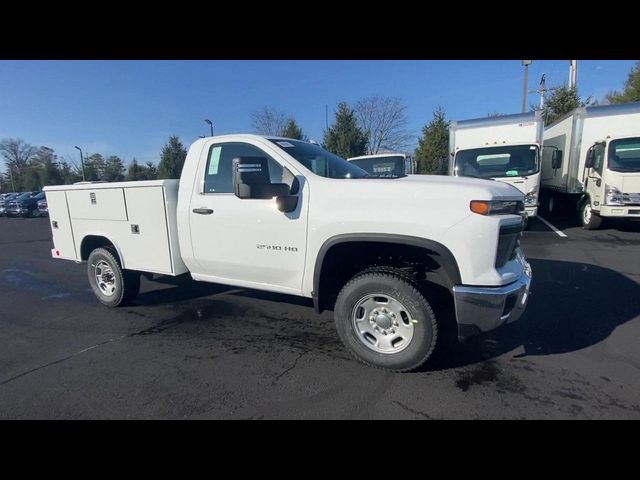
[325,104,329,131]
[522,62,530,112]
[569,60,578,89]
[528,74,556,111]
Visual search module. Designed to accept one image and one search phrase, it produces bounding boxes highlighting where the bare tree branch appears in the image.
[354,96,413,154]
[251,107,289,136]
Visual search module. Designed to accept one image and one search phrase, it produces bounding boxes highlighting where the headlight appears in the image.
[470,200,525,215]
[605,184,624,206]
[524,188,538,206]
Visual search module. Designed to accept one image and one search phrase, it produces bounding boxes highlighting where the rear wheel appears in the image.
[87,247,140,307]
[581,199,602,230]
[334,271,437,372]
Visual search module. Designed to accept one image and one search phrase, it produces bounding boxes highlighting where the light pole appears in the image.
[74,146,86,182]
[522,60,532,113]
[204,119,213,137]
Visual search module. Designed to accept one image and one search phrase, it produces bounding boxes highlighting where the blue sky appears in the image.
[0,60,635,168]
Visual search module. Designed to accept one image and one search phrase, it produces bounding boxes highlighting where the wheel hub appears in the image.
[95,260,117,297]
[353,294,414,354]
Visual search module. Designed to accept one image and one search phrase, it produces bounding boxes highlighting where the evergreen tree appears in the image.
[126,158,144,181]
[103,155,125,182]
[144,161,158,180]
[33,146,63,187]
[606,61,640,104]
[158,136,187,179]
[84,153,106,181]
[541,85,591,126]
[281,119,306,140]
[415,105,450,174]
[323,102,367,158]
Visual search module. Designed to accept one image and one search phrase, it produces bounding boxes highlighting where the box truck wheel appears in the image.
[581,199,602,230]
[87,247,140,307]
[334,270,437,372]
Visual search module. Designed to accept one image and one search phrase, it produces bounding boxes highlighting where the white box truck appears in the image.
[449,111,543,217]
[347,153,416,176]
[45,135,531,372]
[540,103,640,229]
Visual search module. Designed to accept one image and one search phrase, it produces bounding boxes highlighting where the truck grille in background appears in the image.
[495,222,524,268]
[622,193,640,206]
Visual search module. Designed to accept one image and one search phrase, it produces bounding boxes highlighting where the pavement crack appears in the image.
[392,401,432,419]
[0,335,127,387]
[272,351,306,385]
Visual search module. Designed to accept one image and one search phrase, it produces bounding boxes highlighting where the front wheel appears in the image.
[581,199,602,230]
[334,271,438,372]
[87,247,140,307]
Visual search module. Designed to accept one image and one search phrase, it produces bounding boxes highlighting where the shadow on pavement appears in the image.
[427,257,640,371]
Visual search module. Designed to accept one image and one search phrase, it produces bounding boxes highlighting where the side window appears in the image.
[204,142,286,193]
[593,143,605,174]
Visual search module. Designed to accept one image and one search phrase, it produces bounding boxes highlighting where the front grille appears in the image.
[622,193,640,206]
[495,222,524,268]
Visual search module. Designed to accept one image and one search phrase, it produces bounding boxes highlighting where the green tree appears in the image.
[59,161,82,184]
[415,105,450,174]
[541,85,591,126]
[606,61,640,104]
[158,136,187,179]
[103,155,125,182]
[323,102,367,158]
[126,158,144,181]
[281,119,306,140]
[143,161,158,180]
[33,146,63,187]
[83,153,106,181]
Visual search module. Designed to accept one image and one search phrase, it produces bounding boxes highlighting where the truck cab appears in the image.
[541,103,640,229]
[347,153,415,176]
[449,112,543,217]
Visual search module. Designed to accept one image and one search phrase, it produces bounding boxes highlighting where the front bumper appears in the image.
[452,253,532,340]
[524,205,538,217]
[597,205,640,217]
[6,208,27,216]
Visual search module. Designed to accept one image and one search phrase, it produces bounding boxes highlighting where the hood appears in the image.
[371,174,524,201]
[606,171,640,193]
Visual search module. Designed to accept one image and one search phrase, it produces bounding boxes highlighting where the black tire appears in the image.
[334,271,438,372]
[30,208,41,218]
[87,247,140,307]
[580,199,602,230]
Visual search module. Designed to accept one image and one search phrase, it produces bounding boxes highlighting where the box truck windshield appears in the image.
[609,138,640,172]
[454,145,539,179]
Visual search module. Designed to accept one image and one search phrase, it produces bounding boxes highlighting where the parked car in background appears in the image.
[0,193,19,216]
[5,191,44,218]
[37,197,48,216]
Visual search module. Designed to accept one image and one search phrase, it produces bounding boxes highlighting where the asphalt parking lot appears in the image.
[1,214,639,419]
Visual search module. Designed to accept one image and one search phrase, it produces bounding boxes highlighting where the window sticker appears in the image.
[208,146,222,175]
[277,141,295,148]
[506,170,519,176]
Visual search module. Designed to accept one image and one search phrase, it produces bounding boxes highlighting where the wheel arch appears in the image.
[312,233,461,313]
[80,234,126,267]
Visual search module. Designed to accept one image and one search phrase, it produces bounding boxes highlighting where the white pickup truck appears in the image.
[44,135,532,371]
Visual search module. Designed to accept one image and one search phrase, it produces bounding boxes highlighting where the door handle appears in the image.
[193,208,214,215]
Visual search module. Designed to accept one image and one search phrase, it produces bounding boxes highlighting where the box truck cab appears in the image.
[347,153,415,176]
[541,103,640,229]
[449,111,543,217]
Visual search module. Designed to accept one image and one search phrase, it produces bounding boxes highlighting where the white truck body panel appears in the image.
[44,180,188,276]
[449,112,543,217]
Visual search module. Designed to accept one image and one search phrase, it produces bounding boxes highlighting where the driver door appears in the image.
[585,142,605,207]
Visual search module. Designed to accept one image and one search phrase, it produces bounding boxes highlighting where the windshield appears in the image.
[268,139,369,179]
[16,192,36,200]
[609,137,640,173]
[349,156,406,177]
[454,145,539,179]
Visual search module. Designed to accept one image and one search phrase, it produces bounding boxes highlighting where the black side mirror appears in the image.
[585,148,595,169]
[233,156,290,199]
[276,195,298,212]
[551,150,563,169]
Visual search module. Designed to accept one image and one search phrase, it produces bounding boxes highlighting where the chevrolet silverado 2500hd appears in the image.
[44,135,532,371]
